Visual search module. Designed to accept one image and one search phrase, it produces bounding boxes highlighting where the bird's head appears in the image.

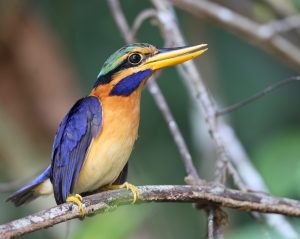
[91,43,207,97]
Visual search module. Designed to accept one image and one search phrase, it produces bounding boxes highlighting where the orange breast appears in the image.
[74,87,142,193]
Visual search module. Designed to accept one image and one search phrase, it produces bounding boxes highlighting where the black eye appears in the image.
[128,53,143,65]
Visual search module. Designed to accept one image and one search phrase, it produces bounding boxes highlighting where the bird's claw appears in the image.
[104,182,140,204]
[66,194,85,217]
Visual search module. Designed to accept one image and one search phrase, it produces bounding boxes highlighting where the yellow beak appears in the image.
[144,44,208,70]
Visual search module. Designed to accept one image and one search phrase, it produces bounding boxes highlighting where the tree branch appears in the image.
[171,0,300,71]
[2,184,300,238]
[261,15,300,35]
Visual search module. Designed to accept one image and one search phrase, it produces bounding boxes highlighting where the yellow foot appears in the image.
[66,194,85,217]
[104,182,140,204]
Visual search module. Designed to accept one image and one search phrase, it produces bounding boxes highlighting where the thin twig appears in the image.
[2,184,300,238]
[207,208,225,239]
[261,15,300,35]
[207,210,214,239]
[226,161,249,192]
[171,0,300,70]
[216,76,300,116]
[131,9,157,39]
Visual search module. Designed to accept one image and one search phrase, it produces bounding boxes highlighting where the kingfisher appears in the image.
[7,43,207,215]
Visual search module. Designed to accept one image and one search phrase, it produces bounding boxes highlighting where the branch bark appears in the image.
[2,184,300,239]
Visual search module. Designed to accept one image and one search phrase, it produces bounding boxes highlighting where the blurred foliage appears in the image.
[253,2,275,21]
[294,0,300,11]
[227,223,289,239]
[253,129,300,197]
[73,206,150,239]
[0,0,300,238]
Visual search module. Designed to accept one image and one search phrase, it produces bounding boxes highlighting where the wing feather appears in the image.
[50,96,102,204]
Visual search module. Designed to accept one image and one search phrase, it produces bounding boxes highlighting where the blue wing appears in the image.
[50,96,102,204]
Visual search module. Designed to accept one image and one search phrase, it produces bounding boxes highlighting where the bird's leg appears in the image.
[66,194,85,217]
[103,182,140,204]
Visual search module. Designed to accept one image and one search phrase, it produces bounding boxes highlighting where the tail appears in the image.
[6,166,51,206]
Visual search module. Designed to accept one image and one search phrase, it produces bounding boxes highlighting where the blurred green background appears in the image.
[1,0,300,238]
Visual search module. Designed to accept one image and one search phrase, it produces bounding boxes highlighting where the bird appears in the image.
[7,43,208,216]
